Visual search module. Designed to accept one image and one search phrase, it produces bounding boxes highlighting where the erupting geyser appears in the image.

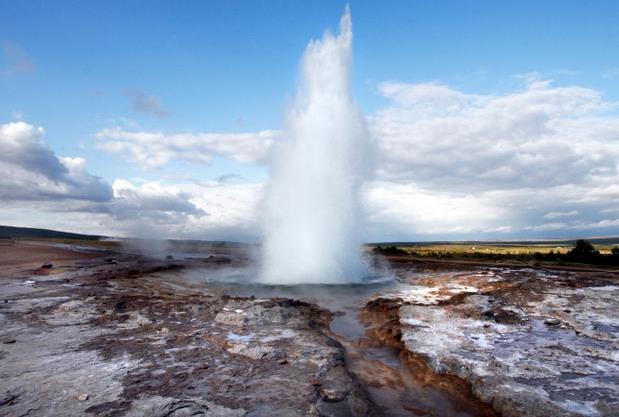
[261,6,371,284]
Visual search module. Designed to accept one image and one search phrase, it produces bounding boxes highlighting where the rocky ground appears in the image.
[0,242,618,417]
[0,244,374,417]
[363,259,619,417]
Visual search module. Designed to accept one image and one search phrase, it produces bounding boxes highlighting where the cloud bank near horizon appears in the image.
[1,77,618,241]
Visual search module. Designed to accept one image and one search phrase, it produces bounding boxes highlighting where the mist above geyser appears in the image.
[261,7,371,285]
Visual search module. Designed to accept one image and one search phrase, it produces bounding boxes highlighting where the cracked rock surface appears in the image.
[2,242,618,417]
[0,244,374,417]
[365,264,619,417]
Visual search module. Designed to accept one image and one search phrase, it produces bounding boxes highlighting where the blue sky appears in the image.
[1,1,618,240]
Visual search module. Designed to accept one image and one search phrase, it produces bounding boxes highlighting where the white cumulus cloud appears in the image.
[0,122,112,202]
[359,78,619,239]
[95,127,279,170]
[372,79,618,190]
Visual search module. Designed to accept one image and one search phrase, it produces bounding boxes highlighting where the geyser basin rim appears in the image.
[250,274,395,287]
[197,267,395,287]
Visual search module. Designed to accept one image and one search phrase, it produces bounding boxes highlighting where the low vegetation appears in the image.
[372,245,407,256]
[372,239,619,267]
[531,239,619,265]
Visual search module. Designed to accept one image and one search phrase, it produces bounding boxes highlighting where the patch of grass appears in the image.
[368,240,619,267]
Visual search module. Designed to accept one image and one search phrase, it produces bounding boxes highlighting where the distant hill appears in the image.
[0,225,103,240]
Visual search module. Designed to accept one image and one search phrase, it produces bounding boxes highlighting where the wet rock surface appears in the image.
[0,245,375,417]
[1,243,618,417]
[364,264,619,417]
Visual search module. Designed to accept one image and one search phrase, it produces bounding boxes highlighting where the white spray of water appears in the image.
[261,6,371,284]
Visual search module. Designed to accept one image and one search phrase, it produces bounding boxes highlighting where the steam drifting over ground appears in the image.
[260,7,372,284]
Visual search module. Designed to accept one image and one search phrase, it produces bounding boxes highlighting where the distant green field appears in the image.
[395,243,615,256]
[369,239,619,268]
[368,238,619,256]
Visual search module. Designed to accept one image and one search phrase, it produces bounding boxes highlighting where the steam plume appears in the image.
[261,6,371,284]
